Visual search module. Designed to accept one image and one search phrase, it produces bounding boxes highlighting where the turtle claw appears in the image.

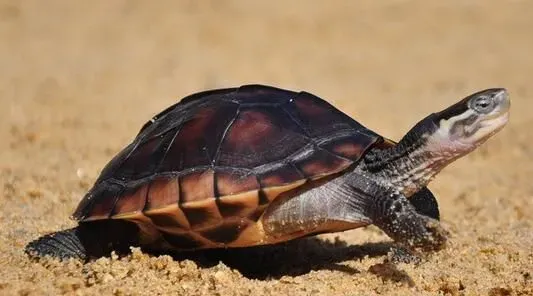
[419,217,449,250]
[387,225,448,265]
[405,215,448,252]
[385,216,448,265]
[387,246,423,265]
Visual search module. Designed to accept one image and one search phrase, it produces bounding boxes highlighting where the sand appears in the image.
[1,1,532,295]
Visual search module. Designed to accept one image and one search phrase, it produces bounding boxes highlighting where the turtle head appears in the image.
[428,88,510,153]
[368,88,510,197]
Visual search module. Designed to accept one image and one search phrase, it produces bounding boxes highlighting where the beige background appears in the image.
[1,1,532,295]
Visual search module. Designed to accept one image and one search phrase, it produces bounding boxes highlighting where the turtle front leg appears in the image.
[370,190,448,262]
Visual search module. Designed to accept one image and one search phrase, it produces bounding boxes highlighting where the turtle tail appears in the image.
[25,220,140,261]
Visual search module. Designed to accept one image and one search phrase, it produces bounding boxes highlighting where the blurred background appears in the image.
[1,1,531,295]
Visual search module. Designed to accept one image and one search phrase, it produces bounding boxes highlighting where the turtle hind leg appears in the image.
[25,227,88,261]
[25,220,140,261]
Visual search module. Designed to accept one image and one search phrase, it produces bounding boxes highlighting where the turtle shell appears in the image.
[73,84,382,249]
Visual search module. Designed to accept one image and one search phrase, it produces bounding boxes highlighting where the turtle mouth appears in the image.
[457,108,509,147]
[476,111,509,140]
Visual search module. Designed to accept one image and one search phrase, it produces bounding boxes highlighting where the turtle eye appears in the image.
[470,95,495,114]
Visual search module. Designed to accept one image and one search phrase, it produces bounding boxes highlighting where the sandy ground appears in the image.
[1,1,532,295]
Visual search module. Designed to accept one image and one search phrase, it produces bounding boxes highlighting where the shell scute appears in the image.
[257,162,304,187]
[111,185,148,218]
[157,102,239,171]
[215,169,259,196]
[180,170,215,203]
[216,191,259,218]
[319,132,377,161]
[284,91,367,138]
[216,106,308,168]
[144,204,190,231]
[199,219,250,244]
[145,178,180,211]
[180,199,222,230]
[75,182,122,221]
[293,147,353,178]
[261,180,307,203]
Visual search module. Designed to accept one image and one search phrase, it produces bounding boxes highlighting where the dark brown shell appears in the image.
[73,84,382,249]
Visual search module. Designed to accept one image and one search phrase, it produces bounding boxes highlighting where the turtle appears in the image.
[25,85,510,262]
